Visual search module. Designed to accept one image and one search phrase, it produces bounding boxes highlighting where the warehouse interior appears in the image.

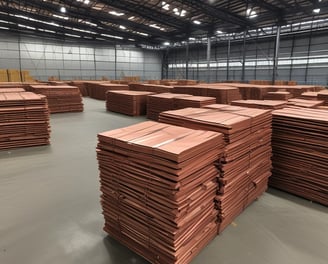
[0,1,328,264]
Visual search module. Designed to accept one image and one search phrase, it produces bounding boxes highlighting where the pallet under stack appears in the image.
[270,108,328,206]
[97,121,224,264]
[29,85,84,113]
[0,92,50,150]
[106,90,154,116]
[159,106,272,233]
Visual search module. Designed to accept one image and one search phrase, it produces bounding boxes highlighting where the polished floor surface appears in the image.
[1,98,327,264]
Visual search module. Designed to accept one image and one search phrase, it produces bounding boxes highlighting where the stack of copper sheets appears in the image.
[172,85,241,104]
[270,108,328,206]
[129,83,173,93]
[0,82,29,89]
[106,90,155,116]
[159,106,272,233]
[0,92,50,150]
[146,93,192,120]
[231,100,287,110]
[287,98,324,108]
[206,86,242,104]
[318,90,328,105]
[97,121,224,264]
[174,96,216,109]
[29,85,83,113]
[69,81,88,96]
[87,83,129,100]
[299,91,319,100]
[264,91,292,100]
[0,88,26,93]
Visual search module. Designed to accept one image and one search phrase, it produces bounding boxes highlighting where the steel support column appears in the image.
[305,23,313,83]
[161,48,169,79]
[186,41,189,79]
[241,31,247,82]
[226,38,231,80]
[207,36,211,83]
[272,25,281,84]
[114,45,117,80]
[289,36,296,81]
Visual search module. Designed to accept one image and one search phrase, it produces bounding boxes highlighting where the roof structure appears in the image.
[0,0,328,46]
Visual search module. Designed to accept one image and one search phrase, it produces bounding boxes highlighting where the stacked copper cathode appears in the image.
[270,107,328,206]
[159,105,272,233]
[106,90,155,116]
[97,121,224,263]
[29,85,84,113]
[0,92,50,150]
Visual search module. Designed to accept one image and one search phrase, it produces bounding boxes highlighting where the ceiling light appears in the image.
[217,30,223,34]
[193,20,201,25]
[101,33,123,40]
[60,6,66,13]
[0,26,9,30]
[149,24,160,29]
[173,8,178,12]
[109,11,124,16]
[246,8,257,18]
[135,31,149,36]
[84,0,90,4]
[119,25,126,30]
[128,16,135,20]
[128,38,135,41]
[53,14,69,20]
[313,8,321,14]
[163,41,170,46]
[189,37,195,41]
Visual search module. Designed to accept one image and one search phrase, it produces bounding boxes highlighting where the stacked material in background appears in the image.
[263,91,292,100]
[318,90,328,105]
[287,98,324,108]
[29,85,84,113]
[0,82,30,89]
[0,92,50,150]
[87,83,129,100]
[299,91,319,100]
[218,83,324,100]
[146,93,192,120]
[0,88,26,93]
[172,85,242,104]
[206,86,242,104]
[174,96,216,109]
[217,83,271,100]
[270,108,328,206]
[47,81,69,86]
[21,70,35,82]
[97,121,224,264]
[159,106,272,233]
[7,69,21,82]
[231,100,287,110]
[106,90,155,116]
[69,81,88,96]
[129,83,173,93]
[0,69,8,82]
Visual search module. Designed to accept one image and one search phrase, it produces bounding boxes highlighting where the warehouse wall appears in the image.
[167,30,328,85]
[0,32,161,81]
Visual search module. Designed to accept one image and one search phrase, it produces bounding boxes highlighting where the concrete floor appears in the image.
[0,97,327,264]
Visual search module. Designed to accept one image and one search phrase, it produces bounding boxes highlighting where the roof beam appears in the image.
[174,0,253,28]
[0,5,160,44]
[7,0,171,41]
[97,0,189,30]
